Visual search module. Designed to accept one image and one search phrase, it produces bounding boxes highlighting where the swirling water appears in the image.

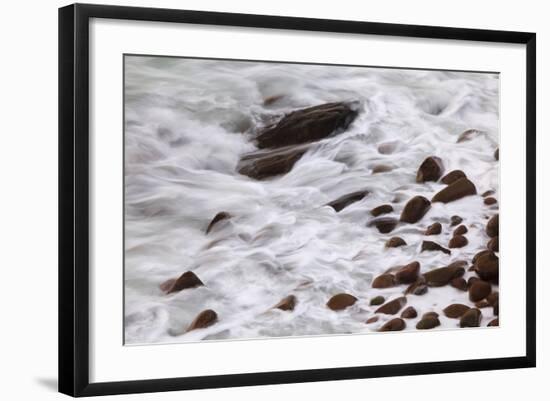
[124,56,499,344]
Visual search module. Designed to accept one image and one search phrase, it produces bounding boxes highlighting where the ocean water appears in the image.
[124,55,499,344]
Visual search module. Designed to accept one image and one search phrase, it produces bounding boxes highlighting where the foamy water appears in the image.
[124,56,499,344]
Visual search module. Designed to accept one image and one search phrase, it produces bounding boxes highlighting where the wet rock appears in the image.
[469,280,492,302]
[273,295,297,311]
[459,308,482,328]
[379,318,406,332]
[368,217,399,234]
[187,309,218,331]
[255,102,359,149]
[375,296,407,315]
[327,293,358,311]
[441,170,466,185]
[371,204,394,217]
[486,214,499,237]
[443,304,470,318]
[263,94,284,106]
[488,318,499,327]
[401,306,418,319]
[162,271,204,294]
[468,277,480,287]
[421,240,451,255]
[366,316,379,324]
[206,212,232,234]
[484,197,497,205]
[371,164,394,174]
[423,262,466,286]
[487,236,499,252]
[453,225,468,236]
[422,311,439,319]
[457,129,484,143]
[237,146,309,180]
[493,300,499,316]
[416,156,444,183]
[494,148,499,161]
[449,235,468,248]
[372,274,396,289]
[432,177,477,203]
[450,277,468,291]
[475,300,491,308]
[400,196,431,223]
[474,252,499,282]
[327,190,369,212]
[416,316,441,330]
[450,215,463,226]
[425,222,442,235]
[395,261,420,284]
[378,142,398,154]
[472,249,492,264]
[487,292,499,307]
[482,190,495,197]
[370,295,385,306]
[386,237,407,248]
[405,278,428,296]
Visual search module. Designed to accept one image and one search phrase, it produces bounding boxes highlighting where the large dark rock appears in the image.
[453,225,468,236]
[449,235,468,248]
[327,190,369,212]
[486,214,499,237]
[494,148,499,160]
[400,196,431,223]
[367,217,399,234]
[441,170,466,185]
[395,261,420,284]
[206,212,232,234]
[187,309,218,331]
[425,222,442,235]
[459,308,482,328]
[416,316,441,330]
[421,240,451,255]
[386,237,407,248]
[423,262,466,286]
[401,306,418,319]
[469,280,492,302]
[450,215,463,226]
[255,102,359,149]
[379,318,406,332]
[487,236,499,252]
[371,204,394,217]
[372,273,396,289]
[273,295,297,311]
[327,293,358,311]
[432,177,477,203]
[484,197,497,205]
[450,277,468,291]
[375,296,407,315]
[443,304,470,318]
[474,252,499,282]
[237,145,309,180]
[416,156,444,183]
[161,271,204,294]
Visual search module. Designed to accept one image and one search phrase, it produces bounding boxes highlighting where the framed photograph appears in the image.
[59,3,536,397]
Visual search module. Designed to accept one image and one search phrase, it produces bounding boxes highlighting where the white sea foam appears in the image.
[124,56,499,344]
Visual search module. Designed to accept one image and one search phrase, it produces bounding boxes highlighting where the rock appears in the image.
[327,293,358,311]
[162,271,204,294]
[366,316,379,324]
[327,190,369,212]
[459,308,482,328]
[457,129,484,143]
[416,156,444,183]
[443,304,470,318]
[494,148,499,160]
[469,280,492,302]
[263,94,284,106]
[468,277,480,287]
[475,300,490,308]
[493,301,499,316]
[432,177,477,203]
[273,295,297,311]
[482,190,495,197]
[375,296,407,315]
[378,142,399,154]
[395,261,420,284]
[486,214,499,237]
[423,263,466,286]
[371,164,393,174]
[237,145,309,180]
[386,237,407,248]
[206,212,232,234]
[372,274,396,289]
[484,197,497,205]
[488,318,499,327]
[472,249,492,264]
[401,306,418,319]
[425,222,442,235]
[422,312,439,319]
[379,318,406,332]
[371,204,394,217]
[416,316,441,330]
[187,309,218,331]
[453,225,468,236]
[255,102,359,149]
[474,252,499,282]
[370,295,385,306]
[405,278,428,296]
[450,277,468,291]
[487,236,499,252]
[487,292,499,307]
[450,215,463,226]
[400,196,431,223]
[367,217,399,234]
[449,235,468,248]
[441,170,467,185]
[421,240,451,255]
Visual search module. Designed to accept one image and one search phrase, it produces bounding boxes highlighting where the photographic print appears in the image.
[124,55,500,345]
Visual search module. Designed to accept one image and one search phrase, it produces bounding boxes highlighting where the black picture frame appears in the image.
[59,3,536,397]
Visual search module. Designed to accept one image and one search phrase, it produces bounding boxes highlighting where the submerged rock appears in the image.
[237,145,308,179]
[162,271,204,294]
[371,204,394,217]
[379,318,406,332]
[371,164,394,174]
[416,156,444,183]
[441,169,466,185]
[206,212,232,234]
[425,222,442,235]
[255,102,359,149]
[432,177,477,203]
[421,240,451,255]
[375,296,407,315]
[386,237,407,248]
[366,316,379,324]
[187,309,218,332]
[367,217,399,234]
[327,190,369,212]
[450,215,463,226]
[327,293,358,311]
[273,295,297,311]
[400,196,431,223]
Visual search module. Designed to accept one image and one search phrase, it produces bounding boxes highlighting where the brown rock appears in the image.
[159,278,177,293]
[327,293,358,311]
[395,261,420,284]
[163,271,204,294]
[327,190,369,212]
[371,204,394,217]
[474,252,499,282]
[405,278,428,296]
[416,316,441,330]
[450,277,468,291]
[484,197,497,205]
[487,236,499,252]
[488,318,499,327]
[368,217,399,234]
[401,306,418,319]
[237,146,309,180]
[469,280,492,302]
[273,295,297,311]
[255,102,359,149]
[432,178,477,203]
[372,274,396,289]
[421,240,451,255]
[263,94,285,106]
[475,300,491,308]
[453,225,468,236]
[493,300,499,316]
[187,309,218,331]
[457,129,484,143]
[494,148,499,161]
[206,212,232,234]
[379,318,406,332]
[370,295,385,306]
[482,190,495,197]
[400,196,431,223]
[375,296,407,315]
[459,308,482,328]
[425,222,442,235]
[487,292,499,306]
[416,156,444,183]
[441,170,467,185]
[422,312,439,319]
[450,215,463,226]
[423,263,466,287]
[443,304,470,318]
[366,316,379,324]
[468,277,480,287]
[472,249,492,264]
[386,237,407,248]
[486,214,499,237]
[449,235,468,248]
[371,164,394,174]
